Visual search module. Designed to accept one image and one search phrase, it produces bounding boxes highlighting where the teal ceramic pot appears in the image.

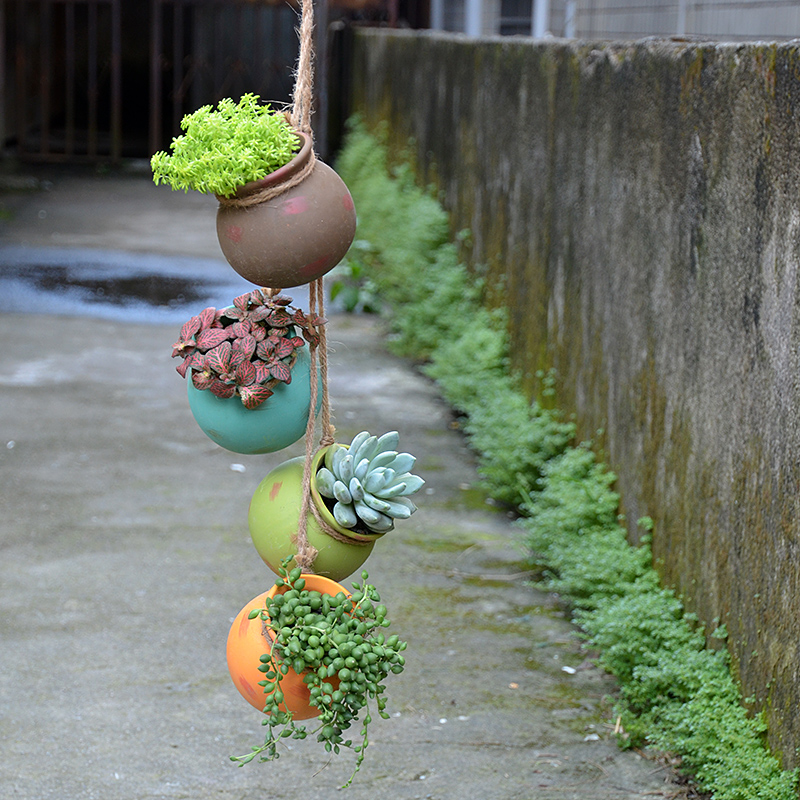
[186,347,317,455]
[249,447,382,581]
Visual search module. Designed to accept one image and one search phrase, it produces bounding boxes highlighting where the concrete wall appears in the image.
[348,30,800,765]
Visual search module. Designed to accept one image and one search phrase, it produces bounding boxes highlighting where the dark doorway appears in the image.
[149,0,300,156]
[3,0,123,161]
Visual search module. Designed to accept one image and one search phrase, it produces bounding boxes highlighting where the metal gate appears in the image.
[3,0,122,161]
[0,0,301,162]
[149,0,300,155]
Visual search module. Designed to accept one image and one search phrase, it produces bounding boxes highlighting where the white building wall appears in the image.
[573,0,800,41]
[434,0,800,41]
[483,0,501,33]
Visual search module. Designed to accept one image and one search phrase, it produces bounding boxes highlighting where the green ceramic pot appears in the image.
[248,446,382,581]
[186,347,317,455]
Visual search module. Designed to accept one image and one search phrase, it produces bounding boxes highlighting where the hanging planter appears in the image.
[226,572,346,720]
[151,93,356,289]
[156,0,405,787]
[216,130,356,288]
[227,561,407,787]
[172,289,325,454]
[248,430,425,580]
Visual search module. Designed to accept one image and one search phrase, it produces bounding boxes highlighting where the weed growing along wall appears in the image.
[347,30,800,766]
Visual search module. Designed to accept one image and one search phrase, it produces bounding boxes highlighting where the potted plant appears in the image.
[227,561,407,786]
[248,430,425,580]
[172,288,324,454]
[151,93,357,288]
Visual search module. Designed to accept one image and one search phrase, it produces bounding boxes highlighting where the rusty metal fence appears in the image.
[149,0,300,155]
[3,0,122,161]
[0,0,301,161]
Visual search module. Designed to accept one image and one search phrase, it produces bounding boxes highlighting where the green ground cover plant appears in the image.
[526,449,798,798]
[336,117,800,799]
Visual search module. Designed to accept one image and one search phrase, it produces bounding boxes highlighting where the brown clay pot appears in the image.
[216,131,357,289]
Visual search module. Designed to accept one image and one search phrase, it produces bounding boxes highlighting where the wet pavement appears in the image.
[0,165,688,798]
[0,244,258,324]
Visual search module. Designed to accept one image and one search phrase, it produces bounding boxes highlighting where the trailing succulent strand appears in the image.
[315,431,424,534]
[232,560,407,788]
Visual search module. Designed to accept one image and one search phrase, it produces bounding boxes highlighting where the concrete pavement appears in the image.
[0,164,688,799]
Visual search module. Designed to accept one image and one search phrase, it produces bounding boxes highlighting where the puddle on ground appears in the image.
[22,264,206,308]
[0,245,310,324]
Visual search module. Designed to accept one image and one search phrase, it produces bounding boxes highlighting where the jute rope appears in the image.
[293,278,357,572]
[290,281,374,571]
[290,0,315,135]
[215,151,316,209]
[216,0,317,211]
[249,0,364,572]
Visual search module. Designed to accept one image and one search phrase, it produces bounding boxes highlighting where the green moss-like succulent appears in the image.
[315,431,424,534]
[150,94,300,197]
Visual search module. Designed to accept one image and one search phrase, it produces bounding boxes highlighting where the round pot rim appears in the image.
[231,130,312,200]
[310,445,387,543]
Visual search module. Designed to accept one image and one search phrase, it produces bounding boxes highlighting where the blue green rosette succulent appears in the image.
[315,431,424,534]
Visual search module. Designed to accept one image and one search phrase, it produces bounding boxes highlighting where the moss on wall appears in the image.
[349,30,800,766]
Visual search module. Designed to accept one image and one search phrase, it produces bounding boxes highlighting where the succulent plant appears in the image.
[232,561,407,786]
[315,431,424,534]
[172,289,325,409]
[151,94,300,197]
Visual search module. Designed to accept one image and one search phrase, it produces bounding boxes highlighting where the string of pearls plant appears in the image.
[232,559,407,787]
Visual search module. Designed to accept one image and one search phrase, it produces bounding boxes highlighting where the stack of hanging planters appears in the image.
[152,94,423,786]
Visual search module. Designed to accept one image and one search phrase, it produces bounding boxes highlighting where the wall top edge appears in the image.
[354,27,800,55]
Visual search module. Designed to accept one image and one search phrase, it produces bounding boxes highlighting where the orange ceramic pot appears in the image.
[226,574,348,720]
[216,132,357,289]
